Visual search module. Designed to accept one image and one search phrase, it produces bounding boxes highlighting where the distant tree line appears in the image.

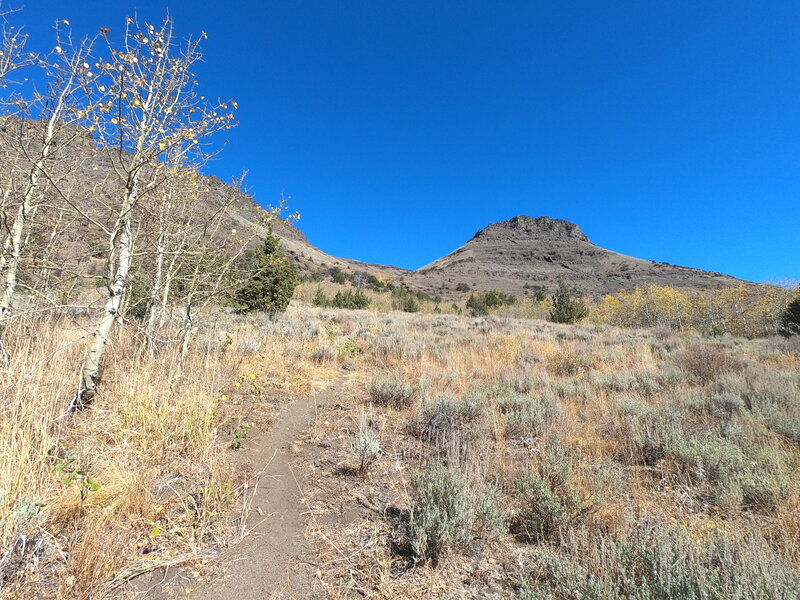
[590,283,798,338]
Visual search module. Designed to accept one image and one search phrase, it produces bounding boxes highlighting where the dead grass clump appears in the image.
[678,343,745,383]
[547,346,594,377]
[311,342,337,364]
[63,518,140,599]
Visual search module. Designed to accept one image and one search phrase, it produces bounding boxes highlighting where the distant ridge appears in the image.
[406,215,744,297]
[2,118,747,299]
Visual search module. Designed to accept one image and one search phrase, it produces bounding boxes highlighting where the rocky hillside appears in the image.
[409,216,743,297]
[1,117,748,299]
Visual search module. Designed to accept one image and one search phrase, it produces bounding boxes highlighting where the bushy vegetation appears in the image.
[366,376,416,408]
[234,232,299,317]
[517,524,799,600]
[465,289,517,316]
[391,286,432,313]
[549,281,588,324]
[677,343,745,382]
[6,288,800,596]
[407,461,504,563]
[330,288,370,309]
[780,295,800,337]
[592,283,797,338]
[351,425,381,476]
[301,309,800,598]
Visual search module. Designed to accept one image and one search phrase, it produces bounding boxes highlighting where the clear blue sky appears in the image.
[19,1,800,283]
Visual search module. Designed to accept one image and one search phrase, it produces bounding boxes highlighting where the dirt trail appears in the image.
[134,377,344,600]
[193,380,343,600]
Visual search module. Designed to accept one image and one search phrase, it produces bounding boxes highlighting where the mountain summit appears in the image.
[1,116,745,299]
[470,216,590,243]
[412,215,742,297]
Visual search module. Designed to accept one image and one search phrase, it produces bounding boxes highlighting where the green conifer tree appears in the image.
[779,295,800,337]
[312,286,329,307]
[234,232,298,318]
[549,281,588,324]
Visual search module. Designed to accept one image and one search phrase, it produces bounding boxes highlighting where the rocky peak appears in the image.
[471,215,590,243]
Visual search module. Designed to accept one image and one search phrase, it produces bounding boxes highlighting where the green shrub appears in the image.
[389,286,426,312]
[312,286,329,307]
[234,232,299,318]
[366,376,415,409]
[401,295,421,313]
[331,289,370,310]
[549,281,588,324]
[466,289,517,316]
[407,462,504,563]
[329,266,348,284]
[512,475,580,543]
[510,439,596,544]
[779,295,800,337]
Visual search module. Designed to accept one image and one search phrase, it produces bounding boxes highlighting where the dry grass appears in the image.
[2,303,799,598]
[0,309,323,598]
[294,310,800,598]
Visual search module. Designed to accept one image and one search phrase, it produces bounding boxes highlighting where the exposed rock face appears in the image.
[409,216,744,297]
[471,216,589,243]
[4,116,747,299]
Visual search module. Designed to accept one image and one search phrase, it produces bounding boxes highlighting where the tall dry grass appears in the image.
[0,309,321,599]
[2,303,799,598]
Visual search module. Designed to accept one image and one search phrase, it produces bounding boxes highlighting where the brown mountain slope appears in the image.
[1,118,748,299]
[409,216,745,297]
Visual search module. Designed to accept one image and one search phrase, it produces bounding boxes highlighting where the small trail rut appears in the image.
[139,377,346,600]
[194,379,345,600]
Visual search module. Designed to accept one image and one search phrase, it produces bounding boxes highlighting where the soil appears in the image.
[122,376,350,600]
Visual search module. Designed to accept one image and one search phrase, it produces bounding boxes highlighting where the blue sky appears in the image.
[19,1,800,283]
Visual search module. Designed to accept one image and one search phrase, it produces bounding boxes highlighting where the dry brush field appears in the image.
[1,304,799,599]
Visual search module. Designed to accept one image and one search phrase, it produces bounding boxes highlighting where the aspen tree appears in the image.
[0,28,93,320]
[71,15,234,407]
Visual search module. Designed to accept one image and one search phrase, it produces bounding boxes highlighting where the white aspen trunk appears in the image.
[75,192,135,406]
[0,91,70,320]
[145,236,165,339]
[158,269,174,328]
[36,209,67,297]
[157,211,191,329]
[174,302,194,381]
[0,187,13,274]
[145,192,172,343]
